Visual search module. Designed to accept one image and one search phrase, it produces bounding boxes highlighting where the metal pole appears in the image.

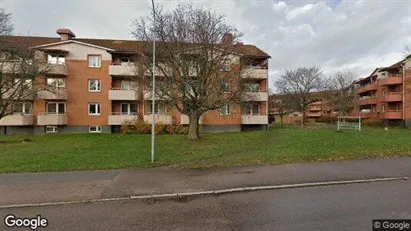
[151,0,156,163]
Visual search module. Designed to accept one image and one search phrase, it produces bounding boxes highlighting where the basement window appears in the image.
[46,126,58,133]
[89,125,102,133]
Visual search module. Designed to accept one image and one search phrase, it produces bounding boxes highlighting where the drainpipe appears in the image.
[402,63,406,127]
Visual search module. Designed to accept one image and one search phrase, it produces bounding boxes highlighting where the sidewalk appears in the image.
[1,157,411,206]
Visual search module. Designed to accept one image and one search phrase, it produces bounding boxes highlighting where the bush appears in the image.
[362,119,384,127]
[121,119,189,135]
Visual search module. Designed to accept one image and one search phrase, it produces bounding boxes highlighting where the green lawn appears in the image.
[1,126,411,173]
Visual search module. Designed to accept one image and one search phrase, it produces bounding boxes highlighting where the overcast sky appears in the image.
[2,0,410,90]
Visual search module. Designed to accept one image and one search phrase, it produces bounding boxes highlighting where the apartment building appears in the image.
[0,28,270,134]
[352,55,411,126]
[305,101,335,119]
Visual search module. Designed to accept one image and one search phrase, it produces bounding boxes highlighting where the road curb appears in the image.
[0,176,408,209]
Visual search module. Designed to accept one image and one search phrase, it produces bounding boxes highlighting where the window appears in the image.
[220,104,230,116]
[46,126,58,133]
[121,103,137,115]
[244,103,260,115]
[47,54,65,65]
[220,82,230,93]
[88,80,101,92]
[221,59,231,72]
[245,83,260,92]
[88,55,101,68]
[121,81,138,90]
[46,102,65,115]
[150,102,166,114]
[89,125,102,133]
[13,102,32,115]
[88,103,101,115]
[14,78,32,89]
[47,78,66,89]
[120,57,130,64]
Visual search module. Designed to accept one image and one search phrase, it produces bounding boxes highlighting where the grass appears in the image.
[1,125,411,173]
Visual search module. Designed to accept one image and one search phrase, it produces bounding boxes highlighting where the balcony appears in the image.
[241,115,268,124]
[381,111,403,120]
[37,89,67,100]
[37,114,67,125]
[379,76,402,86]
[241,67,268,79]
[109,63,138,76]
[359,97,377,105]
[0,114,34,126]
[356,83,378,94]
[244,92,268,101]
[309,106,322,111]
[306,112,322,118]
[180,114,204,125]
[380,93,402,102]
[108,113,138,125]
[143,91,168,100]
[1,88,35,100]
[45,64,67,76]
[144,114,172,125]
[109,89,138,100]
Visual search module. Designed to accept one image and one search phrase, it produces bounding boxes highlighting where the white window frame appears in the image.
[88,103,101,116]
[245,83,260,92]
[13,102,32,115]
[88,55,102,68]
[121,103,138,115]
[47,54,65,65]
[88,79,101,92]
[150,102,166,115]
[244,103,260,115]
[14,78,32,89]
[46,126,58,133]
[47,78,66,89]
[46,102,66,115]
[89,125,102,133]
[120,80,138,90]
[220,104,231,116]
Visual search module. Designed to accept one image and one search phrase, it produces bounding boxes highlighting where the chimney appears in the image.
[56,28,76,41]
[222,33,234,46]
[236,41,244,46]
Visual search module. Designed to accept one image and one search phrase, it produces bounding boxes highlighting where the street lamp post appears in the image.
[151,0,156,163]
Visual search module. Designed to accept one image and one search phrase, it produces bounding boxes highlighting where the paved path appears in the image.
[1,157,411,206]
[1,179,410,230]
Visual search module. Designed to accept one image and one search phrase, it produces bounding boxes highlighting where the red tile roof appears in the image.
[0,35,271,58]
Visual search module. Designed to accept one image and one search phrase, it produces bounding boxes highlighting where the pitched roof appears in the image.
[0,35,271,58]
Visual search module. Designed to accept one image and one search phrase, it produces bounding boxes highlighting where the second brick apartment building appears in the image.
[0,28,270,134]
[352,55,411,126]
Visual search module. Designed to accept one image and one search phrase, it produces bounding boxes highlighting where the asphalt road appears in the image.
[1,180,410,231]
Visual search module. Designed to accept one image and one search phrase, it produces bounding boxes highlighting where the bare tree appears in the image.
[274,66,324,128]
[0,8,50,123]
[404,45,411,58]
[269,95,292,127]
[131,3,255,140]
[324,70,356,116]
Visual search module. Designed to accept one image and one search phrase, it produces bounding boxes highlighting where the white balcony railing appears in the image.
[109,89,138,100]
[244,92,268,101]
[241,67,268,79]
[37,89,67,100]
[241,115,268,124]
[37,114,67,125]
[109,63,138,76]
[108,113,138,125]
[144,114,172,125]
[0,114,34,126]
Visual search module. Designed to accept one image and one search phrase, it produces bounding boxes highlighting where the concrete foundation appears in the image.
[1,126,34,135]
[241,124,268,132]
[201,125,241,133]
